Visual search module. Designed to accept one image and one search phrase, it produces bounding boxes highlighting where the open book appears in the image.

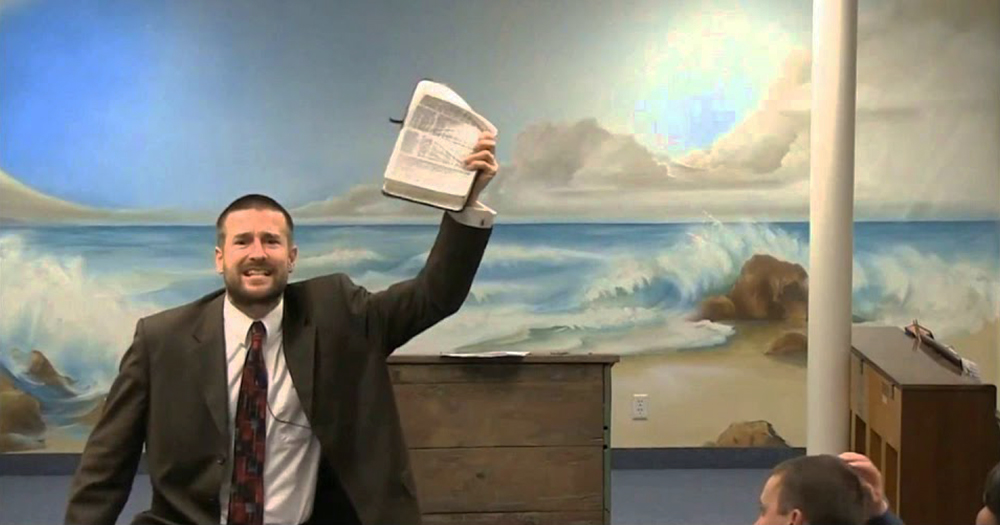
[382,80,497,211]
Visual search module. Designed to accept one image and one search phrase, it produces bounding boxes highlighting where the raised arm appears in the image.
[371,211,491,353]
[342,131,497,353]
[65,319,150,525]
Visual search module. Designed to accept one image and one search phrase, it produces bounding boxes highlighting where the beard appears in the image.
[222,262,288,309]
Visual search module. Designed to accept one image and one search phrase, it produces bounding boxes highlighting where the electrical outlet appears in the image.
[632,394,649,420]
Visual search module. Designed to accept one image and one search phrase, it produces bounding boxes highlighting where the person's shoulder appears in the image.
[139,288,226,333]
[286,273,369,318]
[866,510,906,525]
[288,273,356,296]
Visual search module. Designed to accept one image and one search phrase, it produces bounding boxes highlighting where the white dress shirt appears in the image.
[218,204,495,524]
[220,296,320,525]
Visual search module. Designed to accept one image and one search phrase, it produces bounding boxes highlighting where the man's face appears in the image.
[755,475,804,525]
[215,208,297,308]
[978,506,998,525]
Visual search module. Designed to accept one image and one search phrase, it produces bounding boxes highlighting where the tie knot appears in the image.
[248,321,266,349]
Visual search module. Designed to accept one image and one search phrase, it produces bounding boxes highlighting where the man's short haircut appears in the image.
[770,454,867,525]
[216,194,294,246]
[986,461,1000,516]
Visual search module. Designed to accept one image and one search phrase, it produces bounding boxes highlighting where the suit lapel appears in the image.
[189,288,317,440]
[191,293,229,443]
[282,286,316,424]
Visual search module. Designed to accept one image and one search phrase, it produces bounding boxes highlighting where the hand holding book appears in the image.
[462,131,498,205]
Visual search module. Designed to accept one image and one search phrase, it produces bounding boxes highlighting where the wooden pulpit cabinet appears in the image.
[387,354,618,525]
[850,326,1000,525]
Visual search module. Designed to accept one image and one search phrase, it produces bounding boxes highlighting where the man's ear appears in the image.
[288,244,298,272]
[215,246,224,274]
[788,508,805,525]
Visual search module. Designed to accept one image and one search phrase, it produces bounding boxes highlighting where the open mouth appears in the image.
[242,268,273,277]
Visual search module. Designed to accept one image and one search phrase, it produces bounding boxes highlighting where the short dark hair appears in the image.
[986,461,1000,516]
[771,455,867,525]
[216,194,294,246]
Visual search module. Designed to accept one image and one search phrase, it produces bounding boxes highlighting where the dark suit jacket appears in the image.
[865,510,905,525]
[65,214,491,525]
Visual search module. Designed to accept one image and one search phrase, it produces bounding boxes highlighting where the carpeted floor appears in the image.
[0,469,768,525]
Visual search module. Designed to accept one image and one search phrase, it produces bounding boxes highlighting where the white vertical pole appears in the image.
[807,0,859,455]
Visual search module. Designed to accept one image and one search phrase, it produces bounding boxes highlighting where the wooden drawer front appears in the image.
[864,367,902,450]
[423,511,604,525]
[410,447,604,513]
[392,365,605,448]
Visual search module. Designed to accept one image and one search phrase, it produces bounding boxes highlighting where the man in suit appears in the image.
[754,453,904,525]
[65,132,499,525]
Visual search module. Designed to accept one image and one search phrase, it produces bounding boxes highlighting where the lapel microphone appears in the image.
[253,328,313,431]
[264,396,312,430]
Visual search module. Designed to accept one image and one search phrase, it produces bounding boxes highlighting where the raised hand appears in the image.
[840,452,890,519]
[463,131,498,204]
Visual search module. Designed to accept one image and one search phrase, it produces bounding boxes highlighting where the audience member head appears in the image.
[755,454,867,525]
[978,462,1000,525]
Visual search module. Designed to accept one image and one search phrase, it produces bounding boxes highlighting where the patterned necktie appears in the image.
[228,321,267,525]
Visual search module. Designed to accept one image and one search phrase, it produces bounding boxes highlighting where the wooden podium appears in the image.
[850,326,999,525]
[387,354,618,525]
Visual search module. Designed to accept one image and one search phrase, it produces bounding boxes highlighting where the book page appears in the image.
[387,94,492,187]
[382,81,497,210]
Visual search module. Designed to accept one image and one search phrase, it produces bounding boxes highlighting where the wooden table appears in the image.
[387,354,618,525]
[850,326,999,525]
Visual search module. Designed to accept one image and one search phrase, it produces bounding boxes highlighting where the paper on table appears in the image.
[439,351,530,358]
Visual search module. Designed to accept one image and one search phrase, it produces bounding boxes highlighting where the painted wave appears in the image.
[1,221,998,394]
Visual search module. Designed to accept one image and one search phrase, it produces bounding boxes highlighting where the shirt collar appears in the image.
[223,294,284,347]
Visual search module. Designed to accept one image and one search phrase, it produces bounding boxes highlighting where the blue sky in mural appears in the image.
[0,0,813,211]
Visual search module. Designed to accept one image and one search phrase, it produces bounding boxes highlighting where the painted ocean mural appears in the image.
[2,0,999,454]
[2,220,998,451]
